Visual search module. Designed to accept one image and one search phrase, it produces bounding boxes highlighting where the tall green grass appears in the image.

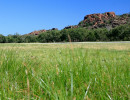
[0,43,129,99]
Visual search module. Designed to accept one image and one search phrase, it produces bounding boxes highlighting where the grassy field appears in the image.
[0,43,130,100]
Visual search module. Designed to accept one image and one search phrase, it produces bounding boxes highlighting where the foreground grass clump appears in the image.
[0,43,129,99]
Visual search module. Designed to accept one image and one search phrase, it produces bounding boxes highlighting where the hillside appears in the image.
[78,12,130,29]
[28,12,130,35]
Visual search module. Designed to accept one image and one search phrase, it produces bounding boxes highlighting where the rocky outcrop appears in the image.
[64,25,78,29]
[29,29,46,35]
[78,12,130,29]
[51,28,58,30]
[105,12,116,17]
[83,12,116,26]
[28,28,58,35]
[48,28,58,31]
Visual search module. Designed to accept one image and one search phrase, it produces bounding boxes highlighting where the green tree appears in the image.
[24,35,38,43]
[86,31,96,41]
[94,28,108,41]
[6,35,14,43]
[0,34,6,43]
[60,29,69,42]
[108,24,130,41]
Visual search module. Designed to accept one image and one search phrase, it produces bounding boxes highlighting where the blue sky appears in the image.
[0,0,130,35]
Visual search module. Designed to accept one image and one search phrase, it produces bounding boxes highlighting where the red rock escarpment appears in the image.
[83,12,116,25]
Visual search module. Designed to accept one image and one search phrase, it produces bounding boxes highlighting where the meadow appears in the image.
[0,43,129,100]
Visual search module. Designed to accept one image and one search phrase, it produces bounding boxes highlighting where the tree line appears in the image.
[0,24,130,43]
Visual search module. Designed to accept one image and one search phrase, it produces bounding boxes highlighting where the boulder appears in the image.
[64,25,78,29]
[105,12,116,17]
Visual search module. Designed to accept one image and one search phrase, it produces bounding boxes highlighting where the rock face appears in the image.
[105,12,116,17]
[78,12,130,29]
[28,28,58,35]
[29,29,46,35]
[83,12,116,26]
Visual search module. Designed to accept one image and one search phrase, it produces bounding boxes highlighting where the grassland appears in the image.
[0,43,130,100]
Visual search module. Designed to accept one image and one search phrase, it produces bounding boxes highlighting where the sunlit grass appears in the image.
[0,43,129,99]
